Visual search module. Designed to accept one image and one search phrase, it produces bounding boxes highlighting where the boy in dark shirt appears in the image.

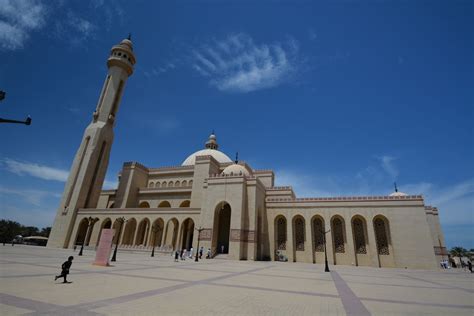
[55,256,74,283]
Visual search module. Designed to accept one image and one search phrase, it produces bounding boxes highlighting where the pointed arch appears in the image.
[180,218,195,250]
[274,215,287,253]
[135,218,151,246]
[122,218,137,245]
[212,202,231,255]
[293,215,305,251]
[150,218,164,247]
[163,218,179,250]
[175,180,180,187]
[181,180,187,187]
[374,215,391,255]
[74,218,89,245]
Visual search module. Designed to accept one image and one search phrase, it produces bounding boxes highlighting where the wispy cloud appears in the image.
[191,33,299,93]
[378,155,399,179]
[0,0,125,51]
[2,158,69,181]
[0,0,47,50]
[1,158,118,189]
[0,186,60,206]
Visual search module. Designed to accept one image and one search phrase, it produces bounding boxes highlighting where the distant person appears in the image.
[199,247,204,259]
[221,245,224,254]
[189,247,194,259]
[174,250,179,262]
[206,248,211,259]
[180,249,184,260]
[55,256,74,283]
[181,249,187,260]
[468,260,472,273]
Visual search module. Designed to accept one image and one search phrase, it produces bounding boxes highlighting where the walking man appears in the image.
[55,256,74,283]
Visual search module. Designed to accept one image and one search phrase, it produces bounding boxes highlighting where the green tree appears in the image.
[0,220,23,243]
[40,227,51,237]
[450,247,468,266]
[21,226,40,237]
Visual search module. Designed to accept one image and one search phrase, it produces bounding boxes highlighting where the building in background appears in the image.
[48,38,446,270]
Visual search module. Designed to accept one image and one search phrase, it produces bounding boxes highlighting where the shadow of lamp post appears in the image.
[0,91,32,125]
[111,217,126,262]
[78,217,98,256]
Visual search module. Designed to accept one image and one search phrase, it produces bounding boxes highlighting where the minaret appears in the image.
[47,37,136,248]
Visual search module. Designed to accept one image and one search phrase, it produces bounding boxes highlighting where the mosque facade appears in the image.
[47,38,447,270]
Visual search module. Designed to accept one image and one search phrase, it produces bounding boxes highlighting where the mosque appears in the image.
[47,38,447,270]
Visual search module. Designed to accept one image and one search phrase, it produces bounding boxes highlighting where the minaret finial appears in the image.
[235,152,239,164]
[212,129,215,135]
[394,182,398,192]
[128,33,132,41]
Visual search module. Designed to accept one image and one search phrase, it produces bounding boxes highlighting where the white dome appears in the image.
[222,164,252,177]
[182,149,232,166]
[389,191,407,197]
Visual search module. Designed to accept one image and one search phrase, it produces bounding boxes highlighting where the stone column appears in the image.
[287,217,295,262]
[366,219,380,267]
[305,217,313,263]
[345,216,356,266]
[325,216,335,265]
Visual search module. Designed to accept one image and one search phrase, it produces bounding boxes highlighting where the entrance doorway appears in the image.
[213,203,231,254]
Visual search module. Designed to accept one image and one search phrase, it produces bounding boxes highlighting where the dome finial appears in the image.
[235,152,239,164]
[394,182,398,192]
[128,33,132,41]
[205,132,218,150]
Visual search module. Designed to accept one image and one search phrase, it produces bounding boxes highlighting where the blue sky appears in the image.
[0,0,472,248]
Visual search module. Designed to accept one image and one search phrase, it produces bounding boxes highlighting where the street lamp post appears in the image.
[78,217,97,256]
[111,217,126,262]
[0,90,32,125]
[151,224,160,257]
[195,226,204,262]
[321,228,331,272]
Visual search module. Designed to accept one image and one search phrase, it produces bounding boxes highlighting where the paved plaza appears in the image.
[0,245,473,315]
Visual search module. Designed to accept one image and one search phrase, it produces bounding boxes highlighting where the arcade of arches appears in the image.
[49,36,445,271]
[63,137,444,270]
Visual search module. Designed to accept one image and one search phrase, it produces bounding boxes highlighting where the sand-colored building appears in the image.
[48,38,447,270]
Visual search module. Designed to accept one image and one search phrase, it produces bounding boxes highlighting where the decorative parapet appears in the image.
[123,161,149,171]
[148,165,195,172]
[267,186,293,190]
[139,186,192,194]
[77,207,201,215]
[267,195,423,202]
[208,173,256,180]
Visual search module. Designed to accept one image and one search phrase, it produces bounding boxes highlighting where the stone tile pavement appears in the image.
[0,245,472,315]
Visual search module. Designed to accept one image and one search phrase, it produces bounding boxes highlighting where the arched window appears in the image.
[182,180,187,187]
[179,200,190,207]
[374,217,390,255]
[294,217,305,251]
[158,201,171,208]
[352,218,367,254]
[276,216,287,250]
[162,181,167,188]
[168,181,174,187]
[149,182,155,188]
[175,181,180,187]
[189,180,193,186]
[139,201,150,208]
[155,182,161,188]
[332,217,345,253]
[313,217,324,252]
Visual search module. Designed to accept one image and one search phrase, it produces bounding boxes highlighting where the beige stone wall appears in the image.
[266,198,438,270]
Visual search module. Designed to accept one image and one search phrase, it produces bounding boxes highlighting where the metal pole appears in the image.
[195,227,203,262]
[323,228,330,272]
[78,217,93,256]
[111,217,125,262]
